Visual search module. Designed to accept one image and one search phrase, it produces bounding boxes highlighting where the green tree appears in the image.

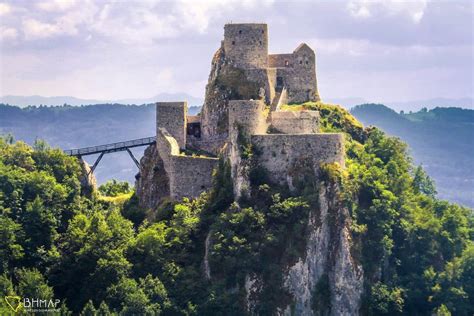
[0,215,24,273]
[80,300,97,316]
[15,268,54,300]
[413,165,437,196]
[99,180,133,197]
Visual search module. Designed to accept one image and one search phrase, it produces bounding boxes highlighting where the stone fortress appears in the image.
[136,23,344,208]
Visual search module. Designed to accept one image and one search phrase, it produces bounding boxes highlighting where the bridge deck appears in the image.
[64,136,156,156]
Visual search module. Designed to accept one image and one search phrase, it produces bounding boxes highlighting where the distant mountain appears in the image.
[385,97,473,112]
[352,104,474,207]
[0,93,204,108]
[322,97,473,111]
[0,95,105,107]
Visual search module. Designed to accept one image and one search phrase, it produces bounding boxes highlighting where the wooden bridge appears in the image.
[64,136,155,175]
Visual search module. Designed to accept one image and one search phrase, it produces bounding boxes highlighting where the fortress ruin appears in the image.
[136,23,344,208]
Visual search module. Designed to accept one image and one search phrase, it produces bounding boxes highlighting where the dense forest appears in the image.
[0,103,472,314]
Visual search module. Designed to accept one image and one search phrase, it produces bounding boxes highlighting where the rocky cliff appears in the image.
[135,143,170,209]
[281,184,363,315]
[200,46,267,155]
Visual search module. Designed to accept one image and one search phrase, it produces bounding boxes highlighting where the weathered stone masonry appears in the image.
[137,22,343,207]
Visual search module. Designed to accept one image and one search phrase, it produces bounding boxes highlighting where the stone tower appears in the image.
[199,23,320,155]
[223,23,268,69]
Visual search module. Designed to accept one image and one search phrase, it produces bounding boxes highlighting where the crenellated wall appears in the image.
[251,133,344,189]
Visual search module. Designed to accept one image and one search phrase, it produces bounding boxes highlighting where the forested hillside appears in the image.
[352,104,474,207]
[0,104,472,314]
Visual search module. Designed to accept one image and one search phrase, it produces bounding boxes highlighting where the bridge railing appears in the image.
[64,136,156,156]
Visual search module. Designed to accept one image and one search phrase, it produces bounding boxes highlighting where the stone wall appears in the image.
[288,44,320,103]
[157,102,187,149]
[170,155,218,200]
[268,53,293,68]
[228,100,267,137]
[270,110,320,134]
[223,23,268,69]
[156,127,218,201]
[251,133,344,188]
[269,44,320,104]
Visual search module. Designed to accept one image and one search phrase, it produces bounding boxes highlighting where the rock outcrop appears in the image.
[135,144,170,209]
[244,183,364,315]
[283,184,363,315]
[79,160,97,197]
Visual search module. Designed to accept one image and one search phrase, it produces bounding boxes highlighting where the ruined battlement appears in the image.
[137,23,343,209]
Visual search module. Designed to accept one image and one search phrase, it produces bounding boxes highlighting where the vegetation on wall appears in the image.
[0,102,472,315]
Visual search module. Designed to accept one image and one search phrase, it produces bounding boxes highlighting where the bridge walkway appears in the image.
[64,136,156,176]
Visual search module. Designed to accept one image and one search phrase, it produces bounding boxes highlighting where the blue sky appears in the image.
[0,0,472,103]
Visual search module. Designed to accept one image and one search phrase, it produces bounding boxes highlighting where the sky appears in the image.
[0,0,472,104]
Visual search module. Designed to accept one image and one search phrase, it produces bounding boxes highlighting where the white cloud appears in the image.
[36,0,78,12]
[0,26,18,40]
[21,1,98,40]
[0,2,11,16]
[347,0,428,23]
[90,0,273,44]
[22,19,61,39]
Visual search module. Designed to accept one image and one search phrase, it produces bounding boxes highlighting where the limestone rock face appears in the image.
[135,144,170,210]
[200,47,230,153]
[200,47,268,155]
[79,160,97,196]
[245,183,363,315]
[282,184,363,315]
